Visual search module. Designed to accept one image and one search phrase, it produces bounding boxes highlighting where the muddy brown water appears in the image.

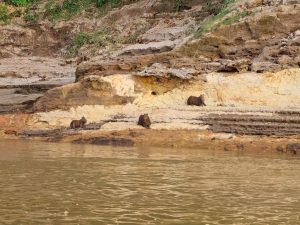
[0,140,299,224]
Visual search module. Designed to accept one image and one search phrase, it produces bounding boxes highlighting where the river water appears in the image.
[0,140,299,225]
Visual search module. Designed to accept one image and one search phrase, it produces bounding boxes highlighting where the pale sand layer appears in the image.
[30,68,300,130]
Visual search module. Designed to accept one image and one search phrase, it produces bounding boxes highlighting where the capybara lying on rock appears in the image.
[138,114,151,129]
[187,95,206,106]
[70,116,87,129]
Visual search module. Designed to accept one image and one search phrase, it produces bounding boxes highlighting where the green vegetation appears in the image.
[1,0,40,24]
[195,0,246,37]
[174,0,184,11]
[44,0,134,20]
[1,0,136,22]
[3,0,121,8]
[67,28,123,57]
[44,0,94,20]
[24,9,39,24]
[4,0,30,7]
[222,11,248,25]
[43,0,136,21]
[1,0,139,57]
[0,3,10,22]
[96,0,121,7]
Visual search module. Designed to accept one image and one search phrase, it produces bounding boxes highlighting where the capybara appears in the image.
[70,116,87,129]
[187,95,206,106]
[138,114,151,129]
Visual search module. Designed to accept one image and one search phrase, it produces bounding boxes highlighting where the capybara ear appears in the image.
[81,116,87,123]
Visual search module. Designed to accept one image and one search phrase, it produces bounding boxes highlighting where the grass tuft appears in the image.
[0,3,10,23]
[66,28,124,57]
[195,0,240,37]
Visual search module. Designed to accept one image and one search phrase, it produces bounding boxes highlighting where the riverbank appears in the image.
[1,105,300,154]
[0,0,299,152]
[2,127,300,154]
[0,68,300,153]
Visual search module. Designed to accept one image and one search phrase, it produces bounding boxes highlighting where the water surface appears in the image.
[0,140,299,224]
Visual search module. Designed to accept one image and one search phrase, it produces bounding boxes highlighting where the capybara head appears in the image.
[81,116,87,124]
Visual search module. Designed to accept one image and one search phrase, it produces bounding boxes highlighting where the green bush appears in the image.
[67,28,122,57]
[63,0,81,14]
[74,32,93,47]
[2,0,136,22]
[73,29,120,48]
[45,0,96,20]
[45,0,62,20]
[24,10,38,23]
[4,0,30,7]
[174,0,184,12]
[0,4,10,22]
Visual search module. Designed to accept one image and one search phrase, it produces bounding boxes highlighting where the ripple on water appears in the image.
[0,140,299,224]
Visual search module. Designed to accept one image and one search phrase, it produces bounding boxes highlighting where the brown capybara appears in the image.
[138,114,151,129]
[187,95,206,106]
[70,116,87,129]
